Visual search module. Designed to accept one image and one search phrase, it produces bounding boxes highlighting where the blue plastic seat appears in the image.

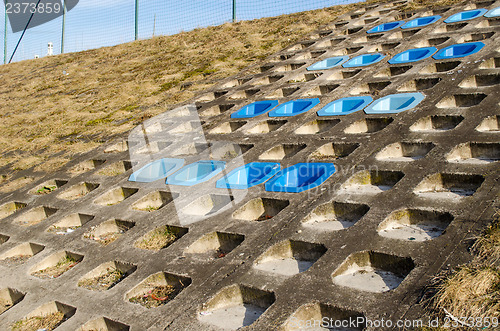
[166,160,225,186]
[307,56,349,71]
[268,98,320,117]
[367,21,405,33]
[317,96,373,116]
[231,100,279,119]
[364,93,425,114]
[433,42,485,60]
[265,163,336,193]
[342,53,385,68]
[128,158,184,183]
[388,47,437,64]
[401,15,441,29]
[215,162,281,189]
[485,6,500,17]
[444,9,487,23]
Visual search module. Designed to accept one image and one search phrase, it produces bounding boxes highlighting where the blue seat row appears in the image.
[307,41,484,70]
[129,159,336,193]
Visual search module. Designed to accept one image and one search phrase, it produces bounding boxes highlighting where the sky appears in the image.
[1,0,359,63]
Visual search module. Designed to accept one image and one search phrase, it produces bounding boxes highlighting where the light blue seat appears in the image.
[401,15,441,29]
[215,162,281,189]
[342,53,385,68]
[364,93,425,114]
[128,158,184,183]
[367,21,404,33]
[444,9,487,23]
[265,163,336,193]
[166,160,225,186]
[231,100,279,119]
[268,98,320,117]
[485,6,500,17]
[317,96,373,116]
[433,42,484,60]
[388,47,437,64]
[307,56,349,71]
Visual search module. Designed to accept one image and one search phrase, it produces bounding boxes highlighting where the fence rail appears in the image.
[1,0,355,64]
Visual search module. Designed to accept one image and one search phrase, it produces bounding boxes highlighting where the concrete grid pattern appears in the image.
[0,0,499,330]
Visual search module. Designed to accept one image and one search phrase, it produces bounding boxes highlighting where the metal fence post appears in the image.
[135,0,139,40]
[61,0,66,54]
[4,0,7,64]
[232,0,236,22]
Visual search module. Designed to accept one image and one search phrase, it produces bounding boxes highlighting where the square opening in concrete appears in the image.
[135,141,171,155]
[29,179,68,195]
[77,317,130,331]
[302,201,369,231]
[126,272,191,308]
[198,284,275,329]
[78,261,136,291]
[199,104,235,117]
[433,22,467,33]
[57,182,99,201]
[414,173,484,200]
[376,142,434,161]
[13,206,58,227]
[294,119,339,134]
[309,142,359,161]
[326,68,362,80]
[436,93,487,108]
[274,62,307,72]
[47,213,94,235]
[447,142,500,164]
[414,37,450,47]
[94,187,139,206]
[479,57,500,69]
[459,73,500,88]
[349,81,391,95]
[0,176,35,193]
[477,115,500,132]
[267,87,301,99]
[246,120,286,134]
[456,31,495,43]
[131,191,178,212]
[254,240,326,276]
[344,117,394,134]
[68,159,106,175]
[104,140,129,153]
[378,208,453,241]
[134,225,188,251]
[341,170,404,194]
[376,66,413,78]
[209,121,246,134]
[0,288,25,315]
[397,78,441,91]
[210,143,253,160]
[410,115,464,132]
[171,143,210,156]
[227,89,260,100]
[250,75,284,85]
[30,251,83,279]
[332,251,414,292]
[0,242,44,264]
[288,73,322,83]
[168,121,200,134]
[0,201,27,220]
[283,302,365,331]
[232,198,289,221]
[181,194,233,216]
[184,231,244,259]
[259,144,306,160]
[96,161,133,176]
[12,301,76,330]
[84,219,135,246]
[421,61,461,74]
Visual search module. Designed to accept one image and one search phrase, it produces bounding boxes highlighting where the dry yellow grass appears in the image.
[0,0,465,175]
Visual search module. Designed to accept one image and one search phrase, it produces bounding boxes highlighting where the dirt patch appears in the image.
[134,226,179,251]
[1,255,31,265]
[12,311,65,331]
[128,284,183,308]
[77,268,124,291]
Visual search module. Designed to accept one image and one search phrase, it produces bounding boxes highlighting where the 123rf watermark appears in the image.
[287,316,499,329]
